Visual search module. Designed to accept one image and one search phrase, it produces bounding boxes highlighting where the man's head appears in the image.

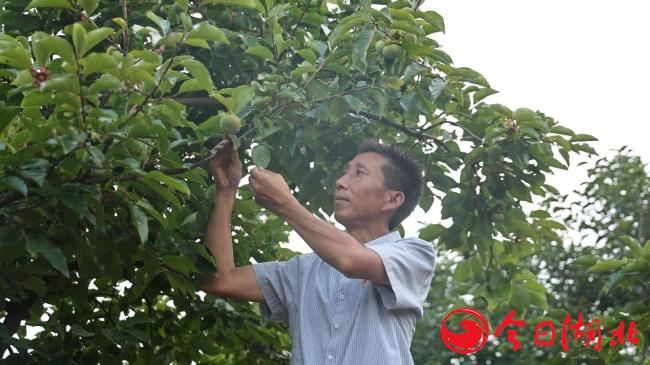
[333,138,424,232]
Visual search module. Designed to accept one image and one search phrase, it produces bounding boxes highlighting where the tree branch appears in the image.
[126,36,184,120]
[120,0,129,52]
[352,109,451,152]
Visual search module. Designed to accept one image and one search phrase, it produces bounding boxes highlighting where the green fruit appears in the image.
[382,43,402,59]
[473,297,488,310]
[375,40,385,53]
[220,114,241,135]
[404,33,417,43]
[255,96,273,107]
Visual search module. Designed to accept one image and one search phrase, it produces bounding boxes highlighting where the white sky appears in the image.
[285,0,650,254]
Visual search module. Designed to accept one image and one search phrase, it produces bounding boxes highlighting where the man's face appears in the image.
[333,152,397,227]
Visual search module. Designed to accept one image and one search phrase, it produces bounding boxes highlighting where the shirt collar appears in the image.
[364,231,401,246]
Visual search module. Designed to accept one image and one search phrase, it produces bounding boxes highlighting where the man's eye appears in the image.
[356,169,363,175]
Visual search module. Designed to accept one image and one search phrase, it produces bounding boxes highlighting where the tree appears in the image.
[412,147,649,364]
[0,0,595,362]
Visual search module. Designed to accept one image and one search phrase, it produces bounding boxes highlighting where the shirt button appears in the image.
[327,354,333,360]
[339,294,344,300]
[334,323,340,329]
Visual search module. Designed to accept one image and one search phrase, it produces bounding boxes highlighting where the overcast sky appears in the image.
[285,0,650,254]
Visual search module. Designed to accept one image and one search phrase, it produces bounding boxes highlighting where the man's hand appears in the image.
[248,167,294,214]
[210,137,242,195]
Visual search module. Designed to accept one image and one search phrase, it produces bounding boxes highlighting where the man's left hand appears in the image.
[248,167,294,214]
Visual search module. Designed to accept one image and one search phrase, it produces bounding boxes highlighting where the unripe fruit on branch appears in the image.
[220,114,241,135]
[375,40,386,53]
[382,43,402,59]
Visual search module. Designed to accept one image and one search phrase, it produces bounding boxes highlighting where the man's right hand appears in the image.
[210,137,242,194]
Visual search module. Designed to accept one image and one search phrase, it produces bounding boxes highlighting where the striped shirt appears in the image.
[252,231,437,364]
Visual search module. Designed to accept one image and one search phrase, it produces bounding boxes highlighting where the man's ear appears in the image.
[382,191,405,212]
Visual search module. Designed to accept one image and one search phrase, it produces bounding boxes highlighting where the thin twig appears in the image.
[121,0,129,52]
[426,119,482,141]
[125,36,184,120]
[353,110,450,152]
[303,46,338,89]
[73,1,127,56]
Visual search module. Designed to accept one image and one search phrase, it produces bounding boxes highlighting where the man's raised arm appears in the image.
[199,138,263,303]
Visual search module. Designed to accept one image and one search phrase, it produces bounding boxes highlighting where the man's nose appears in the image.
[335,175,347,191]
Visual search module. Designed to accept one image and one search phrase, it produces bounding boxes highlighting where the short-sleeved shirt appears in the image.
[252,231,437,365]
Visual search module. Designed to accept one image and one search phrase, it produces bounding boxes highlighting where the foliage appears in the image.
[412,147,650,364]
[0,0,595,362]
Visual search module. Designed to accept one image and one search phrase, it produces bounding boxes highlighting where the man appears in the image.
[201,137,437,364]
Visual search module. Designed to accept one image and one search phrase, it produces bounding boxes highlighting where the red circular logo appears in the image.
[440,308,490,354]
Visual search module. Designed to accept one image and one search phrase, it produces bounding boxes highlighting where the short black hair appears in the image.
[356,138,424,231]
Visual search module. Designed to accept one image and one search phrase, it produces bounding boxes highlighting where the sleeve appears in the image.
[252,255,302,323]
[366,238,437,317]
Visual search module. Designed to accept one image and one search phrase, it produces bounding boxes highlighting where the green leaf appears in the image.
[573,254,599,266]
[474,87,498,103]
[330,14,366,46]
[352,29,373,70]
[26,0,74,10]
[619,235,643,256]
[403,63,428,81]
[231,85,254,113]
[522,279,548,310]
[210,92,235,112]
[418,184,434,212]
[145,171,190,196]
[550,125,575,136]
[87,146,105,167]
[183,37,209,49]
[25,232,69,278]
[20,159,49,186]
[296,49,318,64]
[180,59,213,91]
[416,10,445,33]
[509,285,529,310]
[188,22,229,44]
[587,259,628,273]
[0,47,32,69]
[328,96,349,120]
[178,79,205,94]
[202,0,256,8]
[245,45,274,60]
[251,144,271,168]
[570,133,598,142]
[453,260,470,283]
[135,200,165,225]
[513,107,537,122]
[59,186,88,216]
[80,28,114,57]
[418,223,444,241]
[0,106,20,134]
[82,53,118,76]
[130,205,148,243]
[390,20,424,36]
[78,0,98,15]
[88,74,121,94]
[72,23,86,57]
[452,67,490,87]
[163,255,189,276]
[137,179,181,209]
[0,176,27,196]
[146,10,170,36]
[165,271,196,296]
[388,8,416,22]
